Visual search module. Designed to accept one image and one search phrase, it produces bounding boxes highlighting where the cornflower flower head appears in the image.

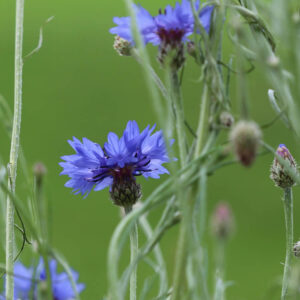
[60,121,172,206]
[0,259,84,300]
[110,1,213,68]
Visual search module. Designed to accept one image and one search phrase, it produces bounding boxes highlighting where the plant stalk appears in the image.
[169,70,187,167]
[125,205,138,300]
[6,0,24,299]
[281,187,293,300]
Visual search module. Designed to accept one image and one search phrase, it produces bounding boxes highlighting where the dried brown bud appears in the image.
[230,120,262,167]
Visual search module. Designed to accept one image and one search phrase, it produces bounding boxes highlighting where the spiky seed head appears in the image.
[110,177,142,207]
[270,144,298,188]
[230,120,262,167]
[210,202,234,240]
[219,111,234,128]
[113,36,132,56]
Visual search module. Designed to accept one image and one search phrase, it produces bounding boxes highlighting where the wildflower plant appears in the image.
[1,0,300,300]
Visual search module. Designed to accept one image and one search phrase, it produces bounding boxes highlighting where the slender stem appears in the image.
[281,187,294,300]
[139,215,168,297]
[6,1,24,299]
[195,84,209,158]
[171,188,193,300]
[125,206,138,300]
[42,253,53,300]
[169,70,187,167]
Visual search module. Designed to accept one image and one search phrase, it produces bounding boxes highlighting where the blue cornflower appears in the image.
[0,259,85,300]
[38,259,85,300]
[110,0,214,47]
[60,121,172,204]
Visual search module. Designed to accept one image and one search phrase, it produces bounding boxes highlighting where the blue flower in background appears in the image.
[109,0,214,47]
[0,262,33,300]
[60,121,172,201]
[0,259,84,300]
[38,259,85,300]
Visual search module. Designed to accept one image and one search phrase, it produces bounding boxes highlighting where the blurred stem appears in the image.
[171,188,193,300]
[35,173,53,300]
[139,214,168,297]
[6,0,24,299]
[281,187,294,300]
[195,84,208,158]
[125,205,138,300]
[169,70,187,167]
[42,253,53,300]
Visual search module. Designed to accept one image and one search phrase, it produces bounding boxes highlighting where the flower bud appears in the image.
[33,162,47,187]
[270,144,297,188]
[219,111,234,128]
[230,120,262,167]
[210,202,234,240]
[294,241,300,258]
[113,36,132,56]
[110,177,142,207]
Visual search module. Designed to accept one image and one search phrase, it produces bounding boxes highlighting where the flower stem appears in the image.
[195,84,208,158]
[281,187,294,300]
[125,205,138,300]
[169,70,187,167]
[6,0,24,299]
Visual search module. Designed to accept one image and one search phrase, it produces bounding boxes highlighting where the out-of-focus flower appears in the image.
[1,259,84,300]
[60,121,172,205]
[110,1,213,68]
[270,144,298,188]
[110,1,213,46]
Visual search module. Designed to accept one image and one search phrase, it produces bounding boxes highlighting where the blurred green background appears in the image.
[0,0,299,299]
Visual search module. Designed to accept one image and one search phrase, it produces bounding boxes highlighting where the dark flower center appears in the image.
[157,27,185,47]
[110,165,134,183]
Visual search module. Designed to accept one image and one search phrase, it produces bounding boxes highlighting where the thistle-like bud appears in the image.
[110,176,142,207]
[219,111,234,128]
[293,241,300,258]
[230,120,262,167]
[270,144,297,188]
[113,36,132,56]
[210,202,234,240]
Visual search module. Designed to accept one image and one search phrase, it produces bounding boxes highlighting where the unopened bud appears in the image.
[294,241,300,258]
[210,202,234,240]
[33,162,47,187]
[113,36,132,56]
[110,177,142,207]
[270,144,298,188]
[219,111,234,128]
[230,120,262,167]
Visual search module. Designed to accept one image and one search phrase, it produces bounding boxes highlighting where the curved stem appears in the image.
[281,187,293,300]
[6,0,24,299]
[139,215,168,297]
[125,206,138,300]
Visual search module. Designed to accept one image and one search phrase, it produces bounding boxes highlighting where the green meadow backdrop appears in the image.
[0,0,299,299]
